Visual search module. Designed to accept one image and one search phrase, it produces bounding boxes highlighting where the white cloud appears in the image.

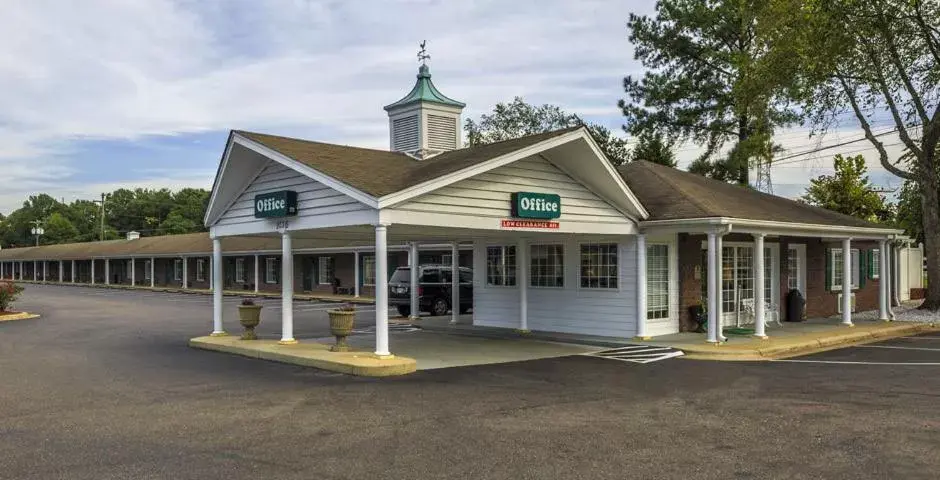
[0,0,909,214]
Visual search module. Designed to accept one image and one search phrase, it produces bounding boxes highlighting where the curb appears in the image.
[0,312,41,323]
[680,323,938,361]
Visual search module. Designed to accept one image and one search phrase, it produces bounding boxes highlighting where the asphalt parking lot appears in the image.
[1,284,939,479]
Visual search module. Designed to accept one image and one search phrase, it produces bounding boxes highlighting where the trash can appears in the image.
[786,289,805,322]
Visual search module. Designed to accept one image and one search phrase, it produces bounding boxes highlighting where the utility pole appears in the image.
[93,193,107,241]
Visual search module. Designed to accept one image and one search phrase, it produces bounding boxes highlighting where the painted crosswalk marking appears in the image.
[583,345,684,364]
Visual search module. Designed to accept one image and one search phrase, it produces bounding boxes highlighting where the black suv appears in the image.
[388,265,473,317]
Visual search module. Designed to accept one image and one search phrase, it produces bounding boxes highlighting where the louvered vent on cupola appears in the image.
[427,114,458,150]
[392,115,420,152]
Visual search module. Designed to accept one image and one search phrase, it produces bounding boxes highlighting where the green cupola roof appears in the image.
[384,65,466,111]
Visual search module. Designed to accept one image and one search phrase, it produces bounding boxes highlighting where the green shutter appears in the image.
[868,250,876,279]
[825,248,832,291]
[859,251,867,288]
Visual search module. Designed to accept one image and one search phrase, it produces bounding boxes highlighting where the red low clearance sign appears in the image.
[500,219,560,229]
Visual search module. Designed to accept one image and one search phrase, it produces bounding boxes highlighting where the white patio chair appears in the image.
[740,298,782,328]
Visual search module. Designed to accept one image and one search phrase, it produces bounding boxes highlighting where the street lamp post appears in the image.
[30,226,44,246]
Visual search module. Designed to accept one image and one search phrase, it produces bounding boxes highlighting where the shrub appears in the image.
[0,282,25,312]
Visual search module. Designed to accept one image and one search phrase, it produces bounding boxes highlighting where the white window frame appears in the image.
[196,259,206,282]
[529,243,565,288]
[830,248,860,291]
[144,260,151,280]
[265,257,277,284]
[787,244,806,295]
[486,245,517,287]
[318,257,333,285]
[579,242,619,290]
[174,259,182,281]
[647,243,671,320]
[871,248,880,279]
[235,258,245,283]
[363,255,376,286]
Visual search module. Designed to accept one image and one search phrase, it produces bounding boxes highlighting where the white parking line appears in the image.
[856,345,940,352]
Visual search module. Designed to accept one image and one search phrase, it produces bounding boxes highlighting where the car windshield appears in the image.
[389,268,410,284]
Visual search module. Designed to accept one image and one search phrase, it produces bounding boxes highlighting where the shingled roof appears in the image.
[236,126,580,198]
[618,160,886,229]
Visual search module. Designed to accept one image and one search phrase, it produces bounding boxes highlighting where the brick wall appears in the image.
[677,234,882,331]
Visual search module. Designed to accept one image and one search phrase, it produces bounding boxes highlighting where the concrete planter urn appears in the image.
[238,299,263,340]
[328,305,356,352]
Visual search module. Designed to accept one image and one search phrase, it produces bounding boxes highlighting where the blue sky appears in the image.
[0,0,909,214]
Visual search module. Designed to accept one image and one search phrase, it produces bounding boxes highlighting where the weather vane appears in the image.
[417,40,430,65]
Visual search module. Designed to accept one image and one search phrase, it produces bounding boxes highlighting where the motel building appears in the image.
[0,61,914,357]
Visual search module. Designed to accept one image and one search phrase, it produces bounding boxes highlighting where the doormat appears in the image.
[724,327,755,336]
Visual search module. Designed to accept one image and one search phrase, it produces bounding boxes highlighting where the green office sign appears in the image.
[254,190,298,218]
[511,192,561,219]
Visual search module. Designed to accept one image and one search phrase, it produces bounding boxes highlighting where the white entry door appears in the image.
[719,245,776,327]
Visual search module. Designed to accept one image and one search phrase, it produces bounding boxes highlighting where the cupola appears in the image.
[384,42,465,159]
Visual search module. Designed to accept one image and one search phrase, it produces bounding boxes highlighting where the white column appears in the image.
[879,239,889,321]
[706,232,718,343]
[887,242,896,319]
[892,243,902,308]
[59,260,63,283]
[32,261,37,282]
[636,234,649,339]
[211,238,225,336]
[753,233,767,338]
[253,254,260,293]
[841,238,853,326]
[451,241,459,324]
[90,259,95,285]
[150,257,155,288]
[43,261,48,282]
[71,260,76,283]
[374,224,391,356]
[517,238,529,333]
[104,259,110,285]
[409,242,419,321]
[18,261,23,280]
[182,257,188,289]
[716,234,725,341]
[279,232,296,344]
[130,258,136,286]
[353,251,360,297]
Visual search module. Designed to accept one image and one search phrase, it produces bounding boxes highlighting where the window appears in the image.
[831,248,860,290]
[872,249,880,279]
[459,269,473,283]
[486,246,516,286]
[265,257,277,284]
[235,258,245,283]
[420,268,442,283]
[318,257,334,285]
[363,255,376,286]
[442,254,453,266]
[647,244,670,319]
[787,247,799,291]
[530,244,564,287]
[196,259,206,282]
[580,243,618,289]
[174,259,182,281]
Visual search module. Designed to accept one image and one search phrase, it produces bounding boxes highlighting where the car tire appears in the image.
[396,305,411,317]
[431,298,449,316]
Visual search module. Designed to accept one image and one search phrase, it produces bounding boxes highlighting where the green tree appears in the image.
[801,154,888,222]
[619,0,797,184]
[465,97,632,165]
[752,0,940,309]
[158,211,198,235]
[629,132,677,167]
[43,212,80,244]
[895,180,924,244]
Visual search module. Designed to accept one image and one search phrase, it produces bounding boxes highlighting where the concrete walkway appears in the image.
[14,279,374,304]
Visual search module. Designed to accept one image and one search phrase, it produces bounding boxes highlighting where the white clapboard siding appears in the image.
[472,236,640,338]
[396,155,630,226]
[216,161,372,227]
